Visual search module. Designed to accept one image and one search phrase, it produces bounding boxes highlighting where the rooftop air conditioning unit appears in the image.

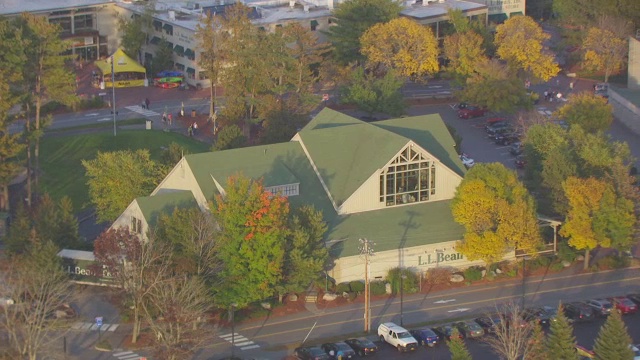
[169,10,176,21]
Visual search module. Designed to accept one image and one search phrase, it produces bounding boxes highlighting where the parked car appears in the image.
[486,122,513,135]
[485,117,507,126]
[432,325,464,341]
[541,306,558,323]
[630,344,640,360]
[608,296,638,314]
[522,307,551,327]
[575,344,595,359]
[294,346,330,360]
[459,153,475,168]
[494,132,521,146]
[454,321,485,339]
[458,105,488,119]
[509,142,523,156]
[344,338,378,357]
[409,328,439,347]
[585,299,613,317]
[321,342,356,359]
[594,83,609,99]
[475,315,503,334]
[564,302,595,323]
[515,155,527,169]
[626,293,640,305]
[377,322,419,353]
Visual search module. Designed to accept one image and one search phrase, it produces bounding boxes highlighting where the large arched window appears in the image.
[379,146,436,206]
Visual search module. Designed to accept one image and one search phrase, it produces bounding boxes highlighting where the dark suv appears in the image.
[564,302,595,323]
[486,122,513,135]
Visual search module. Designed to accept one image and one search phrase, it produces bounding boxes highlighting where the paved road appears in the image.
[200,267,640,359]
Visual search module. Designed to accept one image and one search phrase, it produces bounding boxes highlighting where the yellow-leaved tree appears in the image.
[582,27,627,83]
[555,92,613,133]
[561,176,636,270]
[451,163,542,268]
[494,15,560,82]
[360,17,439,81]
[443,30,487,85]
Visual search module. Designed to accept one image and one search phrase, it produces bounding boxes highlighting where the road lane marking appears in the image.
[434,299,456,304]
[219,332,259,351]
[234,273,640,340]
[96,118,111,122]
[84,113,99,116]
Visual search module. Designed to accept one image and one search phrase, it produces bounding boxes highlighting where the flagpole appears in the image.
[111,55,116,137]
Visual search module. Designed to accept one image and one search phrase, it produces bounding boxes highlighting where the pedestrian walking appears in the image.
[193,122,198,136]
[543,90,548,101]
[141,100,146,109]
[569,81,574,91]
[162,112,167,123]
[145,98,150,109]
[188,125,193,137]
[168,113,173,126]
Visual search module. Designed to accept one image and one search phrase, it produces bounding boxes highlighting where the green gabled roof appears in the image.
[136,190,198,226]
[372,115,467,177]
[298,108,410,206]
[184,141,337,221]
[326,200,464,257]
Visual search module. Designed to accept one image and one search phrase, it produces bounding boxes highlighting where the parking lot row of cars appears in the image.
[293,293,640,359]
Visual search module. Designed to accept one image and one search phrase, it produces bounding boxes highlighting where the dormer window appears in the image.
[265,183,299,197]
[130,216,142,234]
[379,146,436,206]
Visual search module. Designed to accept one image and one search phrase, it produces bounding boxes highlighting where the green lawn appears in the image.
[39,129,210,212]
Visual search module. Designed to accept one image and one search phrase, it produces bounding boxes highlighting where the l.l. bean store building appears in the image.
[111,108,514,283]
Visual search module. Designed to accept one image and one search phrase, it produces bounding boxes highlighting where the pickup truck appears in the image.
[377,322,418,353]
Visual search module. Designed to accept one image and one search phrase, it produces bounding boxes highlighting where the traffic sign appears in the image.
[95,316,103,327]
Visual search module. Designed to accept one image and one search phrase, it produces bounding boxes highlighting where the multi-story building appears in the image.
[468,0,526,23]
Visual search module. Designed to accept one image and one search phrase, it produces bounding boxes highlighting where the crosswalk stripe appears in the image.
[235,341,254,346]
[71,322,84,330]
[125,105,160,117]
[80,323,93,330]
[241,344,260,350]
[107,324,119,332]
[113,351,134,357]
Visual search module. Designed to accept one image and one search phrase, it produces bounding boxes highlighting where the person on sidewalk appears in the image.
[168,113,173,126]
[145,98,150,109]
[193,122,198,136]
[188,124,193,137]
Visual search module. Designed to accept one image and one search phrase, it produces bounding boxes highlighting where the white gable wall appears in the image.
[339,141,463,214]
[110,200,149,239]
[151,158,209,211]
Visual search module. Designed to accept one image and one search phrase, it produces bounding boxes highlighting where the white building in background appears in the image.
[468,0,526,23]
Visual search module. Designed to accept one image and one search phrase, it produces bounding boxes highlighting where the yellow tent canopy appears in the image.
[96,48,146,76]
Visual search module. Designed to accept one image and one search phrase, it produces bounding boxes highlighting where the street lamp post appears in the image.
[230,303,238,358]
[400,273,407,326]
[521,256,531,309]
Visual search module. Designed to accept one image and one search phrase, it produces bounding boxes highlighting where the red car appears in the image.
[458,106,488,119]
[608,296,638,314]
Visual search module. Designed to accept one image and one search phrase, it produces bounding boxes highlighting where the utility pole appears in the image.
[359,238,375,333]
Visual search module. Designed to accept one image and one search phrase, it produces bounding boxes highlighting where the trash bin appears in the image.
[145,120,152,130]
[191,109,196,117]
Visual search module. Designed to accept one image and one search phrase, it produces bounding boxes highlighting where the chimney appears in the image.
[169,10,176,21]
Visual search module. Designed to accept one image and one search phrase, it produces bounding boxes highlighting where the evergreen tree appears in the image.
[593,309,634,360]
[33,193,58,245]
[56,196,80,249]
[448,328,472,360]
[526,321,549,360]
[546,303,579,360]
[5,203,32,254]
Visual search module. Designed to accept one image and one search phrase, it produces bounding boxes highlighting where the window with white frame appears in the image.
[265,183,299,197]
[379,145,436,206]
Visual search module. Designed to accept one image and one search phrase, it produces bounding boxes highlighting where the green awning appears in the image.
[150,36,161,45]
[509,11,524,17]
[153,20,162,30]
[186,67,196,74]
[310,20,319,27]
[163,24,173,33]
[174,45,184,56]
[488,13,508,24]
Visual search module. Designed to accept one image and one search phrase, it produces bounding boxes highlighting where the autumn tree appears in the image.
[155,207,220,278]
[458,59,531,113]
[582,27,628,83]
[94,228,172,344]
[494,15,560,82]
[276,205,328,301]
[360,17,439,81]
[83,149,165,223]
[259,103,308,145]
[560,177,635,269]
[283,22,330,94]
[11,13,78,198]
[443,30,487,85]
[118,8,152,63]
[553,0,640,30]
[451,163,542,267]
[546,303,578,360]
[341,67,405,117]
[196,13,224,123]
[212,175,290,308]
[447,328,472,360]
[142,276,213,360]
[484,303,536,360]
[592,309,634,360]
[0,239,74,360]
[525,321,550,360]
[555,92,613,133]
[325,0,402,65]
